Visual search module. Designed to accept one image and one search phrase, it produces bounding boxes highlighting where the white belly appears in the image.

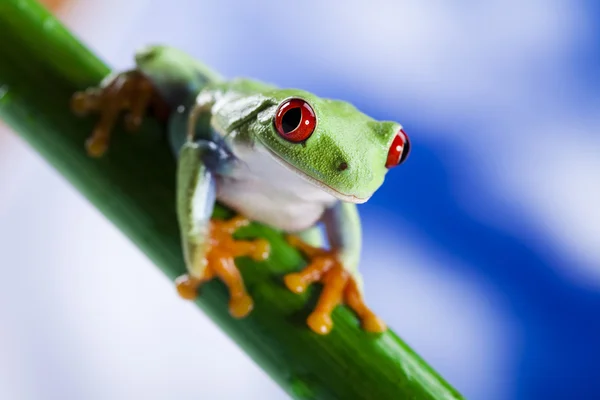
[215,144,337,232]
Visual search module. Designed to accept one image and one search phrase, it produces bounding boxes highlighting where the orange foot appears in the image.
[175,216,270,318]
[71,70,169,157]
[284,236,387,335]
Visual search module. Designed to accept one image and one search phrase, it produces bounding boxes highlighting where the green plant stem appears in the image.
[0,1,464,399]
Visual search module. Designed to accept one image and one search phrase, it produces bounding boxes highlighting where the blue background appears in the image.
[0,0,599,399]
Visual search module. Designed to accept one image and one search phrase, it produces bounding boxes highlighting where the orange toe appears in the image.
[286,236,388,335]
[175,275,202,300]
[85,136,108,158]
[176,217,270,319]
[72,70,160,158]
[344,276,388,334]
[250,239,270,261]
[361,314,388,333]
[284,273,308,294]
[229,294,254,318]
[307,312,334,335]
[283,257,334,294]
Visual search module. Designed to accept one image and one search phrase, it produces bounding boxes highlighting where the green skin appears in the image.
[127,45,407,295]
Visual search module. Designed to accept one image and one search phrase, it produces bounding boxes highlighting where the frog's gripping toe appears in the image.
[176,274,254,318]
[71,70,165,158]
[175,217,270,319]
[284,236,387,335]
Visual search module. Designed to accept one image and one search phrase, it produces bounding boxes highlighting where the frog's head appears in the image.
[253,89,410,203]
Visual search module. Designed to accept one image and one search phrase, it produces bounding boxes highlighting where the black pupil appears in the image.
[281,107,302,133]
[399,138,411,164]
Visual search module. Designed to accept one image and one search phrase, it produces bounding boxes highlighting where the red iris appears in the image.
[274,98,317,143]
[385,129,411,168]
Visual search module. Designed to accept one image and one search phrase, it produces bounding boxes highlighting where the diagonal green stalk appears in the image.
[0,1,464,399]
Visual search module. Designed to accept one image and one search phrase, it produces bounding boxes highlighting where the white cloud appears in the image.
[226,0,584,123]
[481,125,600,287]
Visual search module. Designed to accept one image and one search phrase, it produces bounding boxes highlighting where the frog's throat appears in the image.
[262,146,370,204]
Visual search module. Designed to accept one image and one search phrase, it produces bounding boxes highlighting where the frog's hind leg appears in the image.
[71,45,222,157]
[71,70,164,157]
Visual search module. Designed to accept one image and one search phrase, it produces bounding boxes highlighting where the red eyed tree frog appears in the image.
[71,45,411,335]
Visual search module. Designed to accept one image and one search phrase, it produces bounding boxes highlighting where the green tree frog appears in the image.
[71,45,411,335]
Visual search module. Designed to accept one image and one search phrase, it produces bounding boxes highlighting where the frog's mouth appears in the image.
[262,146,371,204]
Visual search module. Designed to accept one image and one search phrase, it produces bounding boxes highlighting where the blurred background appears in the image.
[1,0,599,399]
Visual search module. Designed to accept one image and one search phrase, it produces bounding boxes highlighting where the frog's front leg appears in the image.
[174,141,270,317]
[285,202,386,335]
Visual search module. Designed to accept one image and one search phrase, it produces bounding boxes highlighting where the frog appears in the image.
[71,45,411,335]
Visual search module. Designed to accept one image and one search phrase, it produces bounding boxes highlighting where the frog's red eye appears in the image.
[274,98,317,143]
[386,129,411,168]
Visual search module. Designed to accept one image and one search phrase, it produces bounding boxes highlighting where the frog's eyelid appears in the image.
[257,104,278,124]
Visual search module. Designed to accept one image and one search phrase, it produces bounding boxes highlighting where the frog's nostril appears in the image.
[338,162,348,171]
